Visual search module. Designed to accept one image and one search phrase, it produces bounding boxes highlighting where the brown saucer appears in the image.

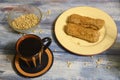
[13,48,53,78]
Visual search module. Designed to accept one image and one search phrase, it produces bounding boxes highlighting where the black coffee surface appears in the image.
[19,38,42,58]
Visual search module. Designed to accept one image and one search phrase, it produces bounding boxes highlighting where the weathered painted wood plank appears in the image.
[0,54,120,80]
[0,0,120,80]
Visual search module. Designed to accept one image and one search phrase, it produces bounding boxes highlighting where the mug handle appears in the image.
[42,37,52,50]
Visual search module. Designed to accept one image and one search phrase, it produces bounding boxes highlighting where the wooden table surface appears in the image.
[0,0,120,80]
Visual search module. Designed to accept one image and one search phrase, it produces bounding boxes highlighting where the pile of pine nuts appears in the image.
[11,14,39,30]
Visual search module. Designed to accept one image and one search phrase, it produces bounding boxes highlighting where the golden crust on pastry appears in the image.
[67,14,105,30]
[64,23,100,43]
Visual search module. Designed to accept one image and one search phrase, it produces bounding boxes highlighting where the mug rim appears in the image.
[16,34,43,58]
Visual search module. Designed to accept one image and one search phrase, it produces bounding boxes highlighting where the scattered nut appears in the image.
[84,62,87,66]
[32,30,36,33]
[47,10,51,15]
[90,56,94,59]
[22,33,26,36]
[96,58,103,65]
[106,66,111,69]
[39,29,43,33]
[67,61,72,68]
[54,49,57,51]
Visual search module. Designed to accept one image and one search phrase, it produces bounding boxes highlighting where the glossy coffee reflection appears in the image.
[16,34,51,67]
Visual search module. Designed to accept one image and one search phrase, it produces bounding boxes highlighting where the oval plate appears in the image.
[54,6,117,55]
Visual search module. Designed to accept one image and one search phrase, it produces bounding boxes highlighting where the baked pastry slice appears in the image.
[64,23,100,43]
[67,14,105,30]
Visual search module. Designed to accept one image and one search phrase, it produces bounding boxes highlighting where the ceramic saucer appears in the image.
[13,48,53,78]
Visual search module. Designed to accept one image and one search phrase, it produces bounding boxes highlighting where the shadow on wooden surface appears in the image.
[104,41,120,55]
[106,55,120,78]
[3,40,16,55]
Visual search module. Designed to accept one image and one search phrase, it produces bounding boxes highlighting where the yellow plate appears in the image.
[54,6,117,55]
